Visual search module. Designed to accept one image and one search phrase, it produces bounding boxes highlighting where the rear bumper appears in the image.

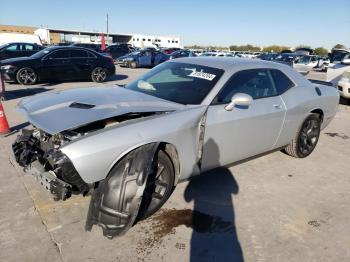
[116,60,131,67]
[107,67,116,76]
[338,82,350,98]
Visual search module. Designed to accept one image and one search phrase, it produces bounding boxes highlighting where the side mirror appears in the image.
[225,93,253,111]
[341,58,350,65]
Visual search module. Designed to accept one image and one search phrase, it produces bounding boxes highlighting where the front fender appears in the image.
[61,106,208,183]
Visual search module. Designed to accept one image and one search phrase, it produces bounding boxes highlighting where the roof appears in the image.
[170,57,286,71]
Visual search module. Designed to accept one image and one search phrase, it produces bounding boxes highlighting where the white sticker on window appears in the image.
[188,70,216,81]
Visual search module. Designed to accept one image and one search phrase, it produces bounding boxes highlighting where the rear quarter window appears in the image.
[270,69,295,94]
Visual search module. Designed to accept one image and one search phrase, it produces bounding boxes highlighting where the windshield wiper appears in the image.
[116,84,126,88]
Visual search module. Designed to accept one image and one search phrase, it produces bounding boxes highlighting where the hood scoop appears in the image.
[69,102,96,109]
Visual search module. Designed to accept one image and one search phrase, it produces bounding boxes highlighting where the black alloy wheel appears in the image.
[91,67,107,82]
[284,114,321,158]
[298,116,320,157]
[16,68,37,85]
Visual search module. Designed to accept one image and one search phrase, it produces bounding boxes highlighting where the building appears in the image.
[130,34,180,48]
[0,25,180,48]
[0,24,37,35]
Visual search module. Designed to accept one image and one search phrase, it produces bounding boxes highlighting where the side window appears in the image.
[6,44,19,51]
[33,44,41,50]
[24,44,34,51]
[47,50,70,59]
[87,51,96,58]
[216,69,277,103]
[270,69,294,94]
[70,49,89,58]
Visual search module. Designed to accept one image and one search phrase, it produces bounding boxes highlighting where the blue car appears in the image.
[117,49,169,68]
[169,49,197,59]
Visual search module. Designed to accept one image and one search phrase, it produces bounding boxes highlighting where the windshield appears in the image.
[0,43,9,50]
[125,62,224,105]
[330,50,349,63]
[129,51,140,56]
[297,56,311,64]
[275,54,294,62]
[30,47,52,58]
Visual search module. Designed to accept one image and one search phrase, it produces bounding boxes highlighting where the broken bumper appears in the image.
[12,129,89,200]
[26,160,72,200]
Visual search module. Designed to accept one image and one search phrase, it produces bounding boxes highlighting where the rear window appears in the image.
[48,50,70,59]
[70,49,90,58]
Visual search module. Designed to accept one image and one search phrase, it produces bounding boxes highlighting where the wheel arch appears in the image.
[309,108,324,122]
[105,141,181,186]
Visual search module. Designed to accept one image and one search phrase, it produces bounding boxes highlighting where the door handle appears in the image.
[273,104,282,109]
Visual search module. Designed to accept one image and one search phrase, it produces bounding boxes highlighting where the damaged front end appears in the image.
[12,128,90,200]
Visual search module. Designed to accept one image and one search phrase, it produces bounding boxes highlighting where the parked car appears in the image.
[200,52,233,57]
[161,48,181,54]
[0,42,44,61]
[200,52,218,57]
[71,43,102,53]
[258,52,279,61]
[104,44,132,60]
[337,70,350,100]
[0,46,115,85]
[117,49,169,68]
[293,55,319,75]
[275,53,316,74]
[325,49,350,84]
[169,49,197,59]
[12,58,339,238]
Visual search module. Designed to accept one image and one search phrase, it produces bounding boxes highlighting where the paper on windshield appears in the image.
[188,70,216,81]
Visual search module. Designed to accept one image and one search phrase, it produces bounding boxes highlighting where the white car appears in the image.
[337,71,350,99]
[200,52,233,57]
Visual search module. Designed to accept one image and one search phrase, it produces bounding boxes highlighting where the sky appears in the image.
[1,0,349,49]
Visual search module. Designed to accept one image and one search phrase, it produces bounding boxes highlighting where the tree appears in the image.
[313,47,328,56]
[262,45,290,52]
[295,45,312,50]
[229,45,239,51]
[333,44,346,49]
[229,44,260,51]
[184,45,203,49]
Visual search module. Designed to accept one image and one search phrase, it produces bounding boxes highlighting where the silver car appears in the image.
[12,58,339,238]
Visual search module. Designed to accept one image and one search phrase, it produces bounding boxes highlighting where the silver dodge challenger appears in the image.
[12,57,339,238]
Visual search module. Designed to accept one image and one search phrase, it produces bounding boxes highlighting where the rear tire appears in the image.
[16,67,37,85]
[284,114,321,158]
[129,61,137,69]
[91,67,107,82]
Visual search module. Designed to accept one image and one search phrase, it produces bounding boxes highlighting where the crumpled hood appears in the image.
[18,86,184,134]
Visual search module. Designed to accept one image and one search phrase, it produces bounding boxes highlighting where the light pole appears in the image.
[106,13,109,45]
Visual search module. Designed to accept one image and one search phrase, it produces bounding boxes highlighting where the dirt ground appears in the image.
[0,66,349,262]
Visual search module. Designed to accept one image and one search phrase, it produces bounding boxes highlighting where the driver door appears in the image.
[201,69,286,171]
[40,49,74,80]
[138,51,152,66]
